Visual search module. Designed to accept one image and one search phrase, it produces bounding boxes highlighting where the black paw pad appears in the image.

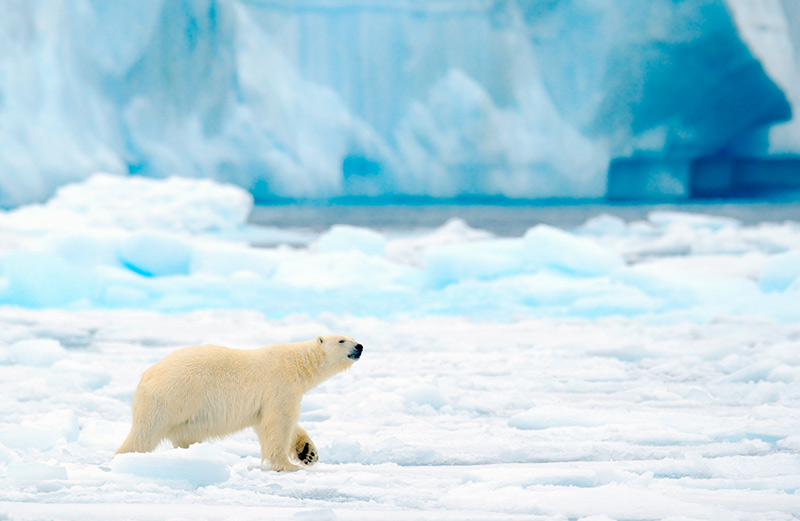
[298,442,317,465]
[298,442,310,461]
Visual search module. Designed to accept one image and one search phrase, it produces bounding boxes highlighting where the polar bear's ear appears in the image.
[317,336,324,344]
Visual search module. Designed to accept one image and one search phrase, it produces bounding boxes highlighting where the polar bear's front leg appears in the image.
[255,413,300,472]
[293,425,318,466]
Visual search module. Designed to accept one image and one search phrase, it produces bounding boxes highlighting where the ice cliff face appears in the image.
[0,0,796,206]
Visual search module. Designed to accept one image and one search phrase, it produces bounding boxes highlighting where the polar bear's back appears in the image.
[135,344,273,439]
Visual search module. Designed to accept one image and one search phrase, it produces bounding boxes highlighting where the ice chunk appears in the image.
[0,252,96,308]
[117,232,192,277]
[111,444,231,488]
[578,214,629,236]
[0,426,64,451]
[522,225,624,276]
[386,218,494,267]
[0,443,16,465]
[0,410,79,450]
[508,407,600,430]
[403,385,448,410]
[423,238,524,288]
[648,211,741,230]
[315,225,387,257]
[7,463,67,481]
[423,225,622,288]
[0,174,253,234]
[78,420,130,452]
[760,250,800,292]
[36,410,80,443]
[293,510,338,521]
[8,339,67,367]
[52,360,112,390]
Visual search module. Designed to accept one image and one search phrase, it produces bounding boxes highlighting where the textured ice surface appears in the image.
[111,444,231,488]
[0,1,797,206]
[0,309,797,520]
[0,175,796,519]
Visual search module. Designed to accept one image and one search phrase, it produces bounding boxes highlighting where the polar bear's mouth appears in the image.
[348,344,363,360]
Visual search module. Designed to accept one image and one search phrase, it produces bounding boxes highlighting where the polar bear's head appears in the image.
[317,334,363,367]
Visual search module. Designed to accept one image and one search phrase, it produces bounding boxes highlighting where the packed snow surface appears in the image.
[0,310,799,520]
[0,175,798,520]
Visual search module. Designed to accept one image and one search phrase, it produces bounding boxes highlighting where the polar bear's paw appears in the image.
[297,441,318,466]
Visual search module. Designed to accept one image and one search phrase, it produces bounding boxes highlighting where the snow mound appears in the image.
[8,339,67,366]
[111,444,231,488]
[0,174,252,234]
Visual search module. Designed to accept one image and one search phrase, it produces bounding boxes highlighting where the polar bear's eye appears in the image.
[338,340,345,343]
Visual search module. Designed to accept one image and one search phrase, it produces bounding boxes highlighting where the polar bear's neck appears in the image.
[283,341,341,391]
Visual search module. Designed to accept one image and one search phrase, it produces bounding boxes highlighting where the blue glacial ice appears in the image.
[0,174,797,322]
[0,1,798,206]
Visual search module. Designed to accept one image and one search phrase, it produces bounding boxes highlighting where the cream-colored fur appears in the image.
[115,335,363,472]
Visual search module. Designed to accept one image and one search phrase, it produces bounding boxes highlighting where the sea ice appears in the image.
[0,175,797,322]
[0,175,795,518]
[110,444,231,489]
[0,309,796,519]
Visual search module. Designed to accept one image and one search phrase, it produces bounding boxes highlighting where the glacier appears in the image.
[0,0,798,206]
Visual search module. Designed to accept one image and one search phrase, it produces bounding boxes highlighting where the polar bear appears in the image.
[115,335,363,472]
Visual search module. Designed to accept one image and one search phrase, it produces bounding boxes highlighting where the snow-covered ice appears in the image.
[0,175,797,520]
[0,310,799,520]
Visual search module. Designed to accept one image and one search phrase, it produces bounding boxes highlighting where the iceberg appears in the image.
[0,1,798,206]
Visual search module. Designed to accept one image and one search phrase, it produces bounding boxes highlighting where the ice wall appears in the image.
[0,0,796,207]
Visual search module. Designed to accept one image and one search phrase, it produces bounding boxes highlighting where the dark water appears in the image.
[248,199,800,236]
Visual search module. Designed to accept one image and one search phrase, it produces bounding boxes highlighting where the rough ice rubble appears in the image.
[0,174,798,321]
[0,1,797,205]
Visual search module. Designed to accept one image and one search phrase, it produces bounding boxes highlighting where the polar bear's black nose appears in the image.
[348,344,363,360]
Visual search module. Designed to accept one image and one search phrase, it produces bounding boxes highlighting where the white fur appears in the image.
[115,335,361,472]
